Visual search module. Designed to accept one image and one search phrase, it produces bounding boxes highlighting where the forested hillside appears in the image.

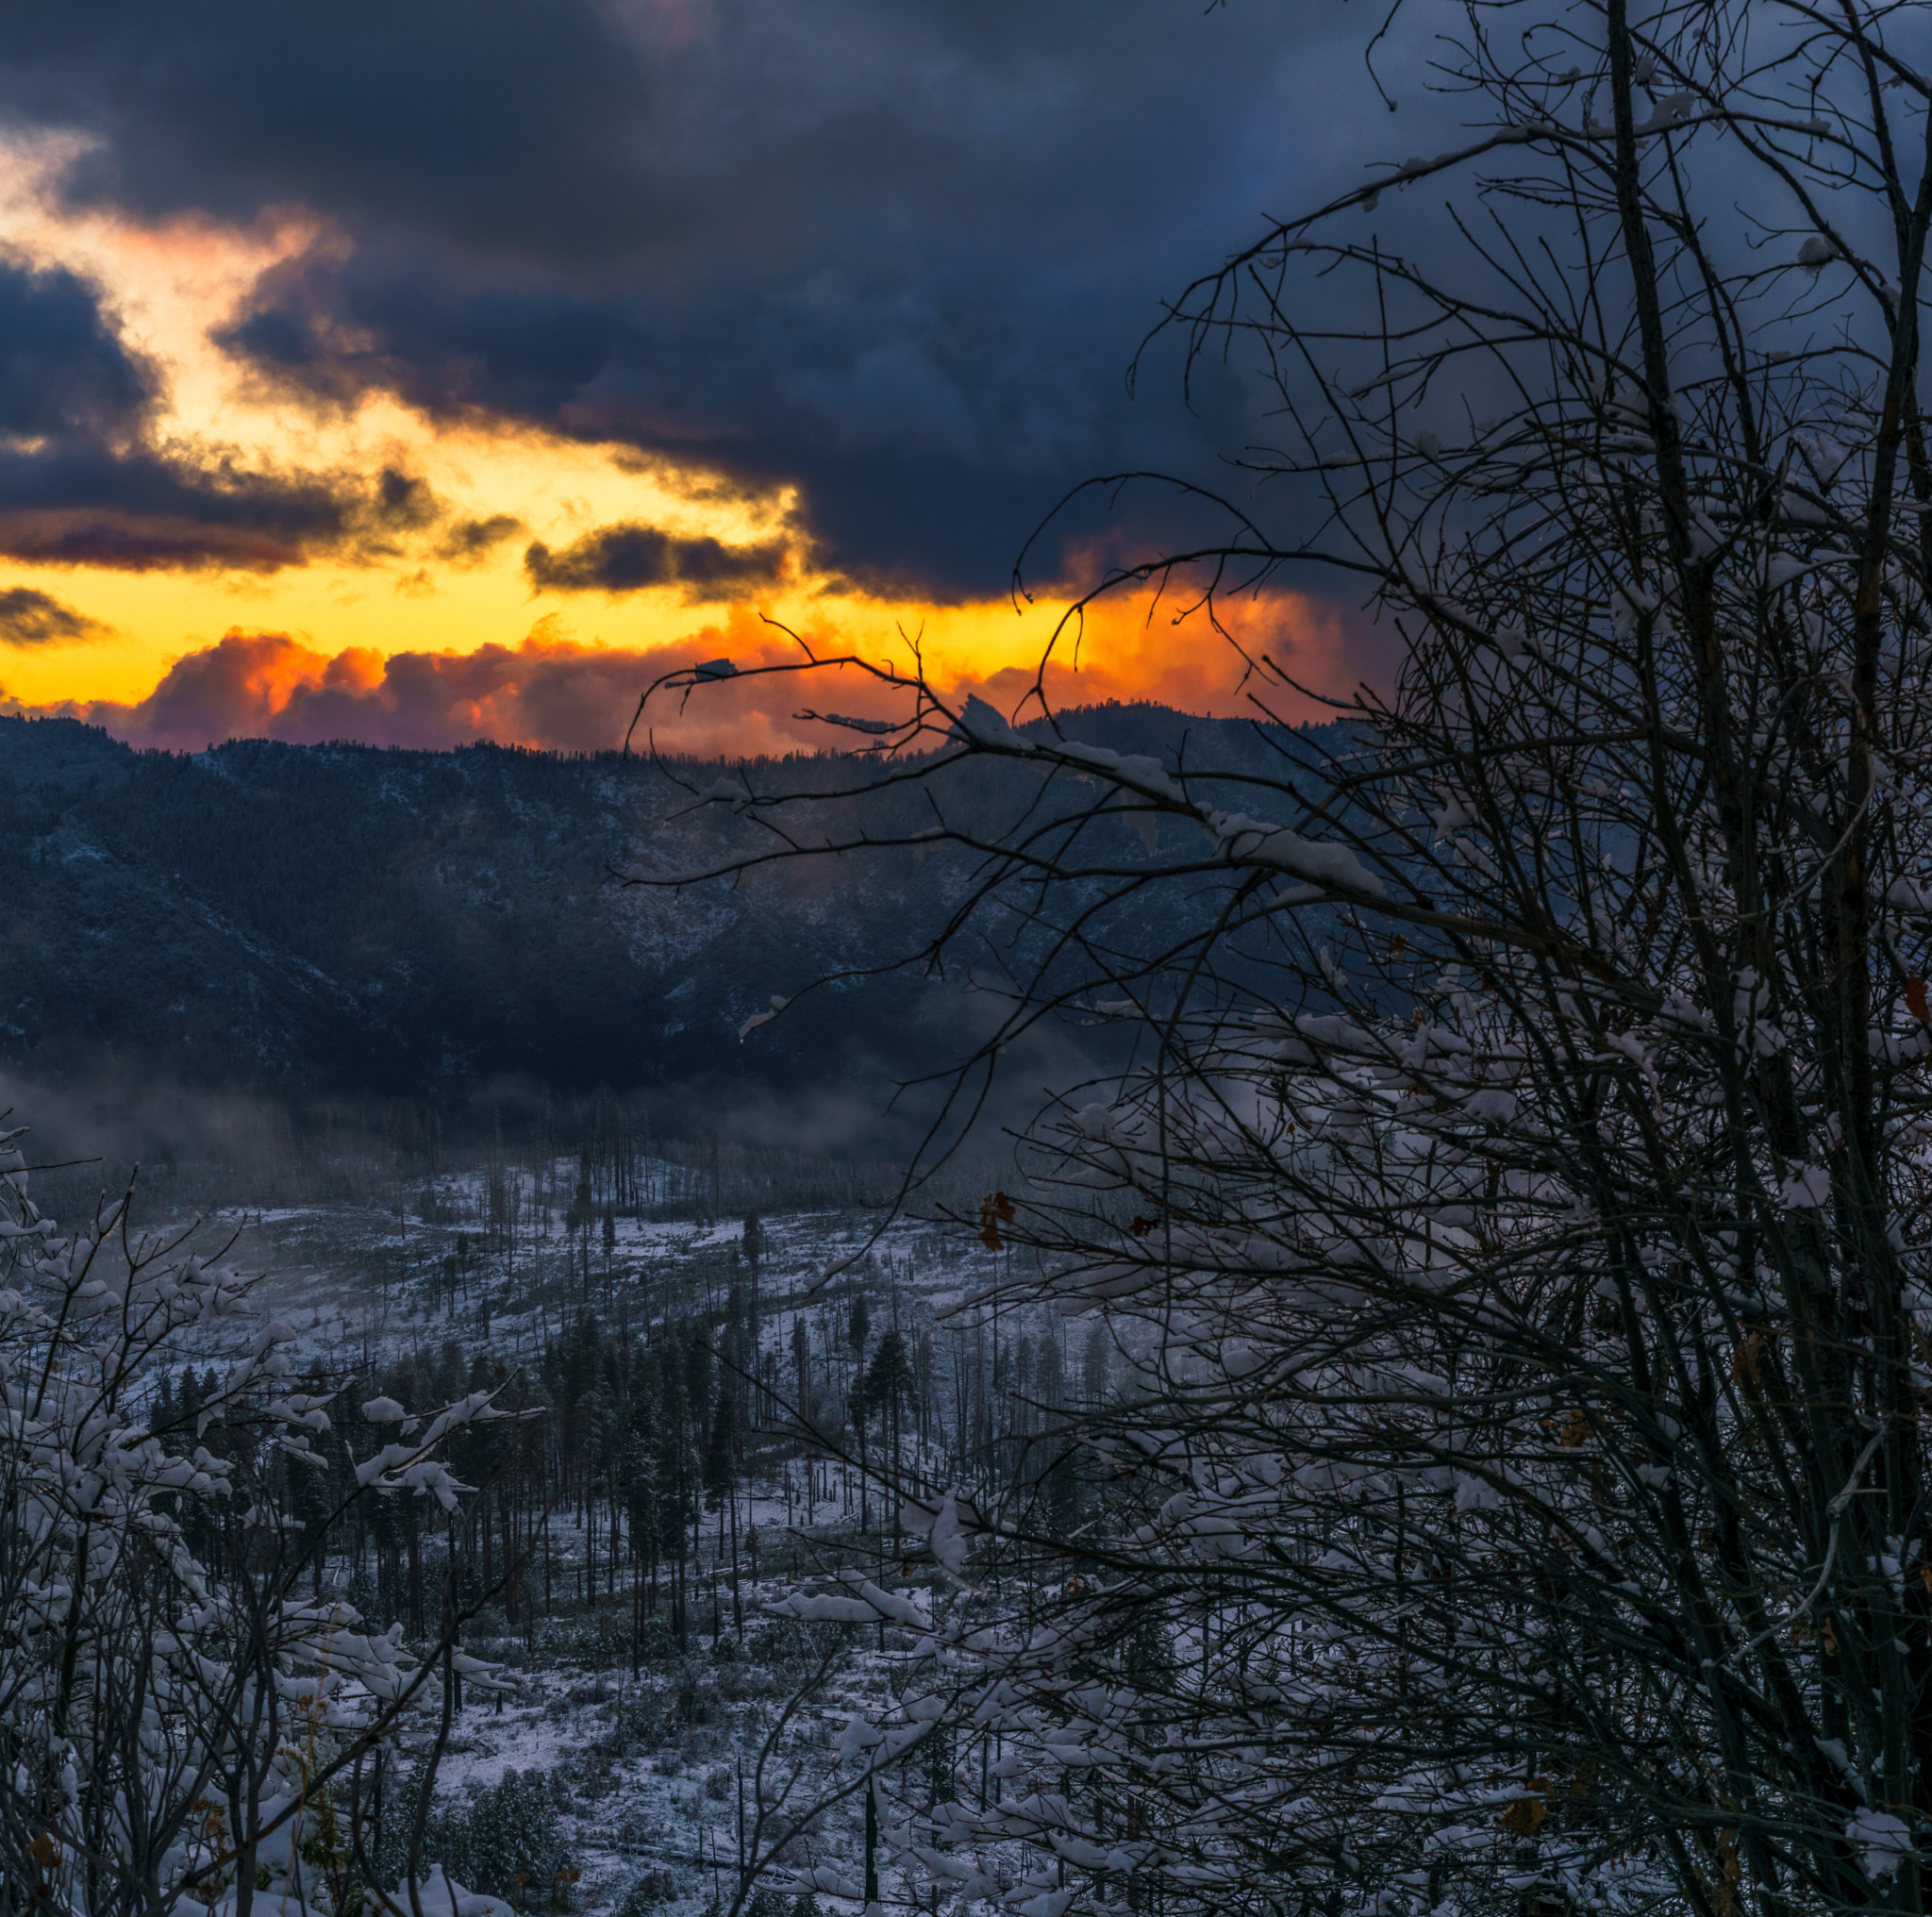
[0,706,1326,1128]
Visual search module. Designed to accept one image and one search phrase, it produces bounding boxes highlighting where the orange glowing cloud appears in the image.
[44,588,1379,758]
[0,141,1400,744]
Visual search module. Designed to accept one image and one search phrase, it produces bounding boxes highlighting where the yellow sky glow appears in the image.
[0,131,1341,735]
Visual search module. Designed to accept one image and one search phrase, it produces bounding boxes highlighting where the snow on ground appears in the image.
[420,1596,914,1912]
[120,1161,1010,1913]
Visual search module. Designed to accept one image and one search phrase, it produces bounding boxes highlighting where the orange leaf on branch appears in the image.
[978,1191,1015,1251]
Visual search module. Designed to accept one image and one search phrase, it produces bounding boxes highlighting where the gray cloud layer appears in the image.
[0,0,1404,597]
[0,255,472,573]
[0,585,109,646]
[524,524,786,597]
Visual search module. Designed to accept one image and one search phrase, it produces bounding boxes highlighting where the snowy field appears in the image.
[102,1158,1057,1916]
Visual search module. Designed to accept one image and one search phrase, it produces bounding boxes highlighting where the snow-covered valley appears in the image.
[96,1149,1101,1917]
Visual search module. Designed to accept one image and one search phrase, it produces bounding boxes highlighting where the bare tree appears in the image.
[0,1127,530,1917]
[631,1,1932,1914]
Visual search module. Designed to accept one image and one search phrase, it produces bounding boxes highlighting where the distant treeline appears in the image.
[0,704,1331,1119]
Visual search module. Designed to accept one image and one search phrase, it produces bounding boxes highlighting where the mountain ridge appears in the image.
[0,703,1346,1125]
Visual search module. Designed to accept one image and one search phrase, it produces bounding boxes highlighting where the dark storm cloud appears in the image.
[6,0,656,256]
[0,436,424,573]
[524,524,786,598]
[0,585,110,646]
[436,514,524,566]
[214,241,1267,595]
[0,257,153,438]
[0,256,456,571]
[0,0,1398,596]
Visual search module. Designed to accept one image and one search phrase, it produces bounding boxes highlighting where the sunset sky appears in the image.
[0,0,1400,754]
